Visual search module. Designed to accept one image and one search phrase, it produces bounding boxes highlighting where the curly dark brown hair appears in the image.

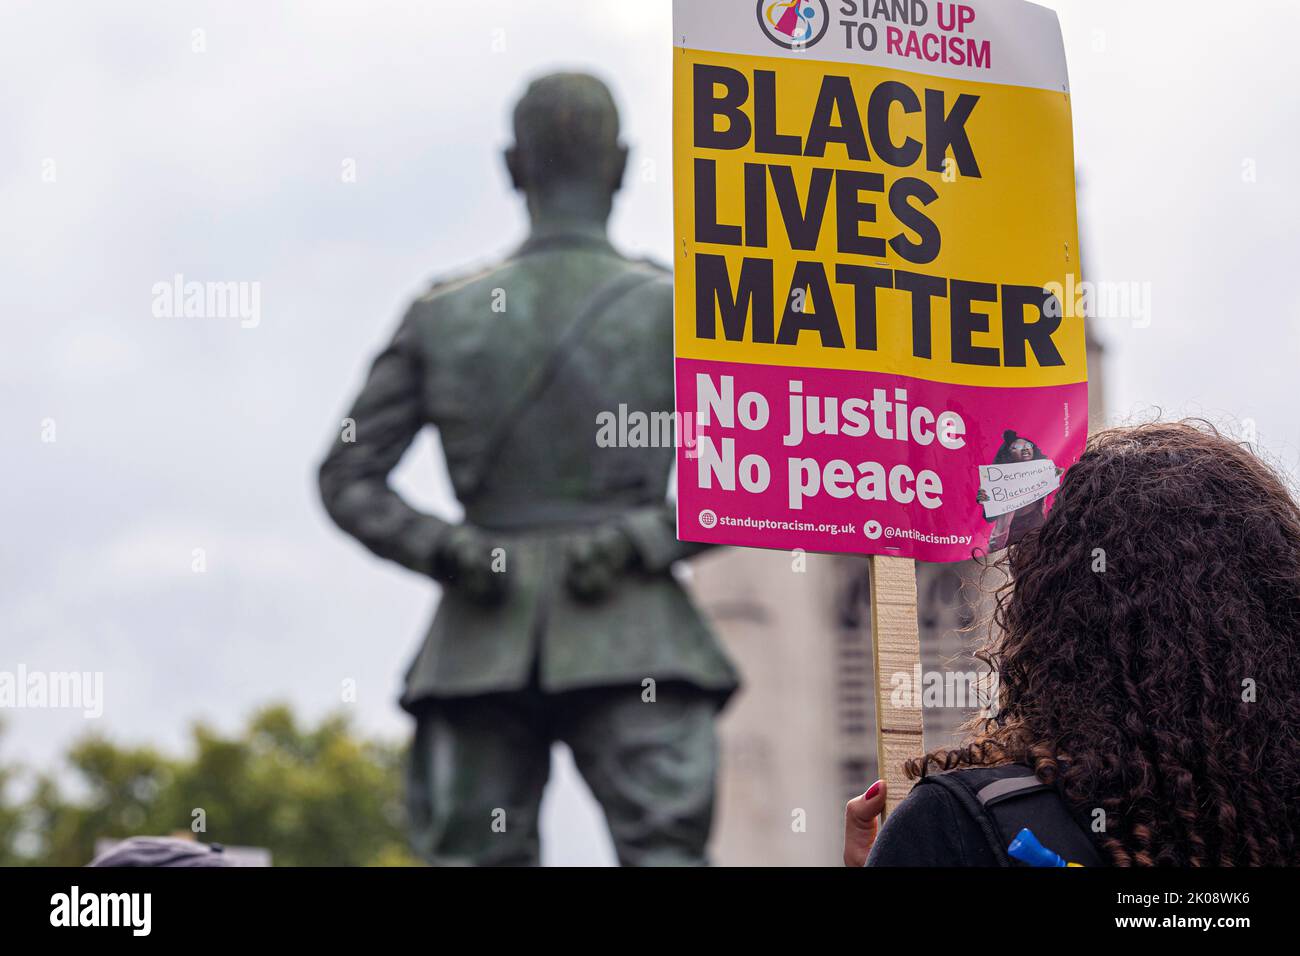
[907,421,1300,865]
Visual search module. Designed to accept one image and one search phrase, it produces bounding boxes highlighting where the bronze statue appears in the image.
[318,73,739,865]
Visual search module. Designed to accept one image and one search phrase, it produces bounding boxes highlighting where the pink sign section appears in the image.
[675,357,1088,562]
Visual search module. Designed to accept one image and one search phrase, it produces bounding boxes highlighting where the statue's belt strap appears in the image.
[463,269,661,498]
[467,501,656,533]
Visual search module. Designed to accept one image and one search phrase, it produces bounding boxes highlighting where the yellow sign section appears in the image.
[674,47,1084,390]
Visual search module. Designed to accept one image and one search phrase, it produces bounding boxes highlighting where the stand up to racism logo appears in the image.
[757,0,831,50]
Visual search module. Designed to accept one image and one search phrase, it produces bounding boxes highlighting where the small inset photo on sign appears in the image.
[976,430,1064,551]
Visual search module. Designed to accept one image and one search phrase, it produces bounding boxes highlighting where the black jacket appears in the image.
[868,766,1105,866]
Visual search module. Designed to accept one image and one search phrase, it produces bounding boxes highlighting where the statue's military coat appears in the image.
[319,230,739,707]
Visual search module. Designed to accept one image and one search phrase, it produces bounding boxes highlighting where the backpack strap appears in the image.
[976,773,1054,805]
[918,771,1015,866]
[918,765,1106,867]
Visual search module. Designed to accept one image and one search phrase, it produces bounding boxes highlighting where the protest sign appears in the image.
[978,457,1060,519]
[672,0,1086,815]
[672,0,1087,563]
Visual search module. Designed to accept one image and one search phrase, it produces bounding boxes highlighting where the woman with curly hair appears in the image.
[845,421,1300,866]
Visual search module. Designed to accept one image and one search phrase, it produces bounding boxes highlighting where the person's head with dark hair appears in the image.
[87,837,235,867]
[911,421,1300,865]
[993,430,1048,465]
[505,72,628,225]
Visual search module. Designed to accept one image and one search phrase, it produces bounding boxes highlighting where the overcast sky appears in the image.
[3,0,1298,865]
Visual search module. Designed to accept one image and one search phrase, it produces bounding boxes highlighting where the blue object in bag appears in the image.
[1007,827,1076,867]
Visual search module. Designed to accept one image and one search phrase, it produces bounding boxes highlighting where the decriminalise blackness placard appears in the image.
[673,0,1087,562]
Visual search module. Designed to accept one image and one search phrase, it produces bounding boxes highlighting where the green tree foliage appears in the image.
[1,706,419,866]
[0,726,25,867]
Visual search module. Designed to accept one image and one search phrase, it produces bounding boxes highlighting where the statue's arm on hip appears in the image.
[317,309,449,578]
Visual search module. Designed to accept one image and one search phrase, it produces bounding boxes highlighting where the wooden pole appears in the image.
[869,555,923,819]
